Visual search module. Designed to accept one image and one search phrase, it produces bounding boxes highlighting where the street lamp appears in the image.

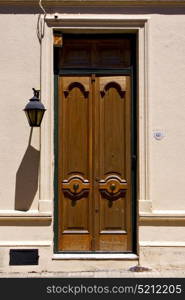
[24,88,46,127]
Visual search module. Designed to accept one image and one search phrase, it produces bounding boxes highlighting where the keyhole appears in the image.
[110,183,116,192]
[73,183,79,193]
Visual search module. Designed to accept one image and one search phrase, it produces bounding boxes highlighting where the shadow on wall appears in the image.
[15,128,40,211]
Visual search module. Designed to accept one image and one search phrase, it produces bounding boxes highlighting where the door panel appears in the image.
[58,75,132,252]
[99,76,127,176]
[58,76,92,251]
[94,76,131,251]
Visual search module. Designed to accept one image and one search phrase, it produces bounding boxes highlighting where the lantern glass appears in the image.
[25,109,45,127]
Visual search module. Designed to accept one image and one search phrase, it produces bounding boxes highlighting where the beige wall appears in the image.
[0,5,185,270]
[0,15,40,211]
[149,15,185,211]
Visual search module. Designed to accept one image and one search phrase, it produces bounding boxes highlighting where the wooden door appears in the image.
[58,75,132,252]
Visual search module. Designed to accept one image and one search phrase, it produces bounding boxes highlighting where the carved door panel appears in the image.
[58,75,132,252]
[93,76,131,251]
[58,76,93,251]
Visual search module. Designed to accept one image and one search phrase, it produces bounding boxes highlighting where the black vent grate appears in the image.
[9,249,39,265]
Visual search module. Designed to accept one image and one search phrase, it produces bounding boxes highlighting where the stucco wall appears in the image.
[0,15,40,211]
[149,14,185,211]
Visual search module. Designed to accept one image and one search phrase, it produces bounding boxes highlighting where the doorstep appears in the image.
[52,253,138,260]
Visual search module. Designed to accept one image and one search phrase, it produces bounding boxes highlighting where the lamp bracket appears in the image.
[32,88,40,99]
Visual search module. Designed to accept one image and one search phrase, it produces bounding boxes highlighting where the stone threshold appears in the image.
[53,253,138,260]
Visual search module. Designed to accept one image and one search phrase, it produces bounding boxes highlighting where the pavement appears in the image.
[0,267,185,278]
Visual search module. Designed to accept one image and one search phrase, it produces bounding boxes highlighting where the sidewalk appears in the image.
[1,268,185,278]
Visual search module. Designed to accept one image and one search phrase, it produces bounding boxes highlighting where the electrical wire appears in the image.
[37,14,46,43]
[39,0,47,15]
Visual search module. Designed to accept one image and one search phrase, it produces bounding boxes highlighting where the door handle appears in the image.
[98,175,128,201]
[62,175,90,200]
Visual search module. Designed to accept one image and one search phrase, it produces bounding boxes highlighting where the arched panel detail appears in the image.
[99,76,126,98]
[64,82,89,98]
[100,81,125,98]
[62,77,90,98]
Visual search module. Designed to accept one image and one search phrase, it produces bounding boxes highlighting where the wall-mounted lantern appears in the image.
[24,88,46,127]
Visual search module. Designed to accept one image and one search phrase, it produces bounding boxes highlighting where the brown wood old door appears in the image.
[58,74,132,252]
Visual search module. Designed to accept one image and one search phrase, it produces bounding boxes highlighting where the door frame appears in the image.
[39,14,150,258]
[53,35,137,253]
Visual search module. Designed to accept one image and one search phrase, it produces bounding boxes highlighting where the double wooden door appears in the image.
[58,74,132,252]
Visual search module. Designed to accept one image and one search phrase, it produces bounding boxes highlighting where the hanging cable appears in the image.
[37,14,46,43]
[39,0,47,15]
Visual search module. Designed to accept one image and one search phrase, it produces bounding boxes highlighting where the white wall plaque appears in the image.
[153,130,165,140]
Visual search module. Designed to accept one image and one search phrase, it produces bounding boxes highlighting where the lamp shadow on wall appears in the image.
[15,128,40,211]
